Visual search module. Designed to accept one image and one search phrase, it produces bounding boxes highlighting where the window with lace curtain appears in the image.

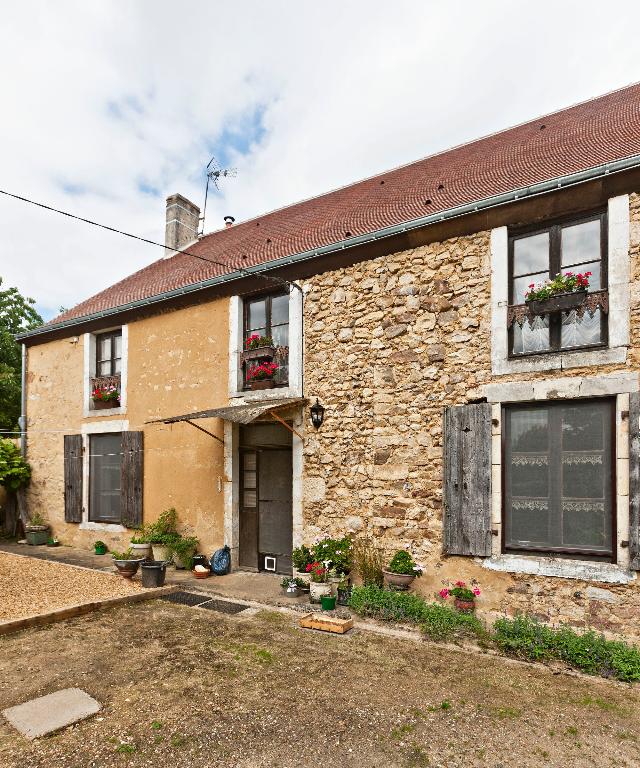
[508,212,607,356]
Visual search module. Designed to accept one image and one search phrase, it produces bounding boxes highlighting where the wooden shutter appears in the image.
[443,403,492,556]
[64,434,83,523]
[121,431,143,529]
[629,392,640,569]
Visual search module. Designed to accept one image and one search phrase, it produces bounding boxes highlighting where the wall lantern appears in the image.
[310,398,325,430]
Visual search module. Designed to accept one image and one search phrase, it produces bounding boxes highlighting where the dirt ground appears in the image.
[0,552,143,622]
[0,601,639,768]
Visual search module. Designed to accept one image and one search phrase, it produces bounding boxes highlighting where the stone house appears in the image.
[18,84,640,637]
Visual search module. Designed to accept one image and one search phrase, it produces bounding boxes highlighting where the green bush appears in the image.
[348,585,483,642]
[312,536,352,575]
[494,615,640,683]
[0,439,31,491]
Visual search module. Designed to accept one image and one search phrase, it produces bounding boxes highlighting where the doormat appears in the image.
[199,598,249,615]
[159,591,213,607]
[159,591,250,614]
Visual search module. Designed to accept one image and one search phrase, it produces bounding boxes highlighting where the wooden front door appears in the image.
[239,446,293,574]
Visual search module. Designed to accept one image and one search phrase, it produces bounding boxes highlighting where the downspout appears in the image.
[20,343,26,457]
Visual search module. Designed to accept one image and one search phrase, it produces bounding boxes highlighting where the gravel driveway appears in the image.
[0,600,639,767]
[0,551,143,622]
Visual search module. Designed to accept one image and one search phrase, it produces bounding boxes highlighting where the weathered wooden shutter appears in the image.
[629,392,640,569]
[64,434,83,523]
[121,431,143,529]
[443,403,492,556]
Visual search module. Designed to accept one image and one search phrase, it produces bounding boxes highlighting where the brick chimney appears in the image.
[165,193,200,255]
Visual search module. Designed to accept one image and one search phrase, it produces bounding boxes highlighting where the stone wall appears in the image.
[302,193,640,640]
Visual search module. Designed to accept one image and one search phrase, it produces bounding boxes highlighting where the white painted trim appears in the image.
[490,195,631,375]
[228,287,303,399]
[223,420,240,568]
[80,419,129,529]
[488,391,631,576]
[482,555,635,585]
[83,325,128,418]
[480,371,639,403]
[292,409,304,548]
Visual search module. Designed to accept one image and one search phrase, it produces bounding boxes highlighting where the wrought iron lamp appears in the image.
[310,398,325,429]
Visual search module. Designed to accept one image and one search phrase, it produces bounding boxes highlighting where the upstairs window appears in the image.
[96,330,122,376]
[508,212,607,356]
[243,292,289,387]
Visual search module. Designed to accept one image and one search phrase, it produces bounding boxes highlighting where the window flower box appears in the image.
[93,397,120,410]
[246,361,278,390]
[250,379,275,391]
[241,345,276,363]
[527,290,586,316]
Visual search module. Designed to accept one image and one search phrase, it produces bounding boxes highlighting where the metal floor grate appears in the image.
[199,598,250,614]
[159,591,250,614]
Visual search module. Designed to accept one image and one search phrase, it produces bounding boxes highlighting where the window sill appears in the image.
[482,554,635,585]
[492,345,627,375]
[83,406,126,419]
[79,521,127,533]
[229,386,302,403]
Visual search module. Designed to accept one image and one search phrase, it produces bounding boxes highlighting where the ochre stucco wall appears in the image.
[302,193,640,640]
[24,298,228,555]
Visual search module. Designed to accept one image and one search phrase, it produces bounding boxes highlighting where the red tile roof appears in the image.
[57,83,640,323]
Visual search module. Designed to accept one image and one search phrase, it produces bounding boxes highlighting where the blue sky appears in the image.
[1,0,639,321]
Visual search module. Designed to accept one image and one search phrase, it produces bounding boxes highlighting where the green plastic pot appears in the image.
[320,594,337,611]
[94,544,107,555]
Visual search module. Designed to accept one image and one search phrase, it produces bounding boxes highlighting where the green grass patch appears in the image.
[348,585,484,642]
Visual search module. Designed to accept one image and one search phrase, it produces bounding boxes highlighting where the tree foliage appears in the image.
[0,439,31,490]
[0,278,43,432]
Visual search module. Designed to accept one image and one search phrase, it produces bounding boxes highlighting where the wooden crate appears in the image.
[299,613,354,634]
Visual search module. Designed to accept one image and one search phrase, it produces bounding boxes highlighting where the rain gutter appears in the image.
[17,152,640,342]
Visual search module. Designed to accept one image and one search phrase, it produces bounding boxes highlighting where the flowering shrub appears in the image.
[438,580,480,602]
[524,271,591,303]
[0,439,31,490]
[246,362,278,381]
[245,334,274,349]
[387,549,423,577]
[92,384,120,403]
[311,536,352,575]
[305,561,328,583]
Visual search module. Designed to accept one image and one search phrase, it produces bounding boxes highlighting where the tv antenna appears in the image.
[199,157,237,235]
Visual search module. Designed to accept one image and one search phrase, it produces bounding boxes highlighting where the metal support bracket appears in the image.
[268,410,303,440]
[180,419,225,445]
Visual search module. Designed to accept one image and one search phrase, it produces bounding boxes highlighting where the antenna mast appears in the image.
[199,156,237,235]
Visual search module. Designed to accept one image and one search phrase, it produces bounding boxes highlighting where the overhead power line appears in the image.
[0,188,300,292]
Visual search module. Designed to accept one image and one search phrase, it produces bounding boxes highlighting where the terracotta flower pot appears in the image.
[383,570,416,590]
[454,597,476,613]
[250,379,275,390]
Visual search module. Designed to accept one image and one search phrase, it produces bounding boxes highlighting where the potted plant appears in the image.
[241,334,276,362]
[172,535,198,570]
[320,594,337,611]
[383,550,423,589]
[311,536,353,580]
[25,513,50,546]
[193,564,210,579]
[307,561,332,603]
[280,576,300,597]
[525,271,591,315]
[94,540,108,555]
[111,548,143,579]
[292,545,314,582]
[47,537,60,547]
[246,361,279,390]
[144,508,179,561]
[293,576,310,595]
[337,576,352,606]
[129,533,152,561]
[439,581,481,613]
[91,384,120,410]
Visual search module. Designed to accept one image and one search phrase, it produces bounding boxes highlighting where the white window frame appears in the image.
[228,286,303,401]
[490,195,630,375]
[79,419,129,533]
[83,325,128,417]
[479,372,637,584]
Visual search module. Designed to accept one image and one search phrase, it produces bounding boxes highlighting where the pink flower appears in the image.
[455,580,465,587]
[472,588,481,597]
[438,588,449,599]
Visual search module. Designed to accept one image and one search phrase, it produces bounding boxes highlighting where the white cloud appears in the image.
[0,0,638,319]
